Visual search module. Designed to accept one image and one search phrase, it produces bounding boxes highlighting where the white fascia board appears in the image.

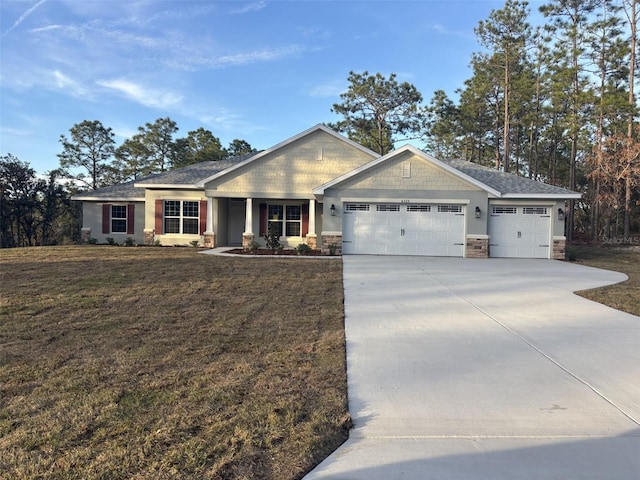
[132,184,202,190]
[500,193,582,199]
[195,124,379,188]
[314,144,502,197]
[71,196,145,202]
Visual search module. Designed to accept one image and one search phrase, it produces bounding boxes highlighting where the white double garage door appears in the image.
[342,202,551,258]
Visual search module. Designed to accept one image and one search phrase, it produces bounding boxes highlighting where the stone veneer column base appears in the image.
[242,233,255,250]
[321,234,342,255]
[203,231,215,249]
[81,227,91,243]
[465,235,489,258]
[144,228,155,246]
[305,234,317,250]
[553,236,566,260]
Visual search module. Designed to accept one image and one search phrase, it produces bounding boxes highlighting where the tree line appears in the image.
[330,1,639,242]
[1,118,255,247]
[58,117,256,191]
[2,0,639,248]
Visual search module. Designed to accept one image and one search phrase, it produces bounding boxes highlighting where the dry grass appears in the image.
[0,246,349,480]
[568,244,640,317]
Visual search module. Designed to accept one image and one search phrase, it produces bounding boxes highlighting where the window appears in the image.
[406,205,431,212]
[492,206,517,214]
[438,205,462,213]
[164,200,199,234]
[268,204,301,237]
[523,207,548,215]
[111,205,127,233]
[377,204,400,212]
[345,203,370,211]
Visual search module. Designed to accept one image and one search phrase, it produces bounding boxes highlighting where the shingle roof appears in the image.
[442,159,579,197]
[135,153,256,187]
[71,174,158,201]
[71,154,256,200]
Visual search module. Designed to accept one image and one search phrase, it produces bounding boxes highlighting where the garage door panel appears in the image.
[489,206,550,258]
[343,203,465,257]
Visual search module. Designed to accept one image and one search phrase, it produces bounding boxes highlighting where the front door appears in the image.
[228,198,245,246]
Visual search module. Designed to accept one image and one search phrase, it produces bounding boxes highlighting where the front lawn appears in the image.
[0,246,348,479]
[568,244,640,317]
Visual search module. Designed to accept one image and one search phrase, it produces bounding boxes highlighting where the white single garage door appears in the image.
[342,203,465,256]
[489,206,551,258]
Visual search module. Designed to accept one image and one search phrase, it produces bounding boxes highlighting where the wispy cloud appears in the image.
[215,45,304,67]
[96,78,183,109]
[309,81,345,98]
[52,70,89,96]
[0,126,31,137]
[229,1,266,15]
[3,0,47,37]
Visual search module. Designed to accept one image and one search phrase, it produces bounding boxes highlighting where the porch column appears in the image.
[243,198,254,249]
[206,197,213,232]
[203,196,215,248]
[308,199,316,235]
[306,199,318,250]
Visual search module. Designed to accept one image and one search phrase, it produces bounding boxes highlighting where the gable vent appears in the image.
[402,161,411,178]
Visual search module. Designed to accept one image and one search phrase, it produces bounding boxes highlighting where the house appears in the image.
[73,124,580,259]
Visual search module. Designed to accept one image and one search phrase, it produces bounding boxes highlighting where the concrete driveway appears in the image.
[305,256,640,479]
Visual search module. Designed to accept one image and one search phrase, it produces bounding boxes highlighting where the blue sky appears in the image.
[1,0,545,175]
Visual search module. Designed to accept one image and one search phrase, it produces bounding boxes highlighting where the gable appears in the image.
[204,129,377,198]
[334,150,481,192]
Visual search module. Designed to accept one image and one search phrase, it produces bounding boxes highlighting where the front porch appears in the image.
[202,197,323,251]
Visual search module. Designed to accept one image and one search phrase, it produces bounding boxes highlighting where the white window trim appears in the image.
[267,203,302,238]
[164,200,199,235]
[111,204,127,234]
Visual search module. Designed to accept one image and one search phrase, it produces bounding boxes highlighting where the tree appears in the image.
[39,169,76,246]
[457,53,503,166]
[58,120,116,190]
[112,135,153,183]
[0,154,43,247]
[623,0,639,236]
[330,71,424,155]
[172,128,227,168]
[587,1,627,239]
[136,117,178,173]
[422,90,461,158]
[475,0,532,172]
[540,0,601,240]
[587,126,640,237]
[227,139,256,157]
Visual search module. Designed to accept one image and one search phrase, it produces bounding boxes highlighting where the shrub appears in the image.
[189,240,200,248]
[295,243,312,255]
[106,237,116,245]
[263,225,282,253]
[328,242,339,256]
[153,239,162,247]
[247,240,260,253]
[88,237,98,245]
[124,237,136,247]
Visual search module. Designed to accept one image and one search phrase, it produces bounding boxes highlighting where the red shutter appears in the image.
[127,204,135,235]
[301,203,309,237]
[102,204,110,234]
[259,203,267,236]
[199,200,207,234]
[155,199,163,234]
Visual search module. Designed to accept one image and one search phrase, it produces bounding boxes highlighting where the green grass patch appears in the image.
[0,246,349,479]
[567,244,640,317]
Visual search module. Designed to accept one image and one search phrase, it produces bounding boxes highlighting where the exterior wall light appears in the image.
[475,206,481,218]
[558,208,565,221]
[330,204,337,216]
